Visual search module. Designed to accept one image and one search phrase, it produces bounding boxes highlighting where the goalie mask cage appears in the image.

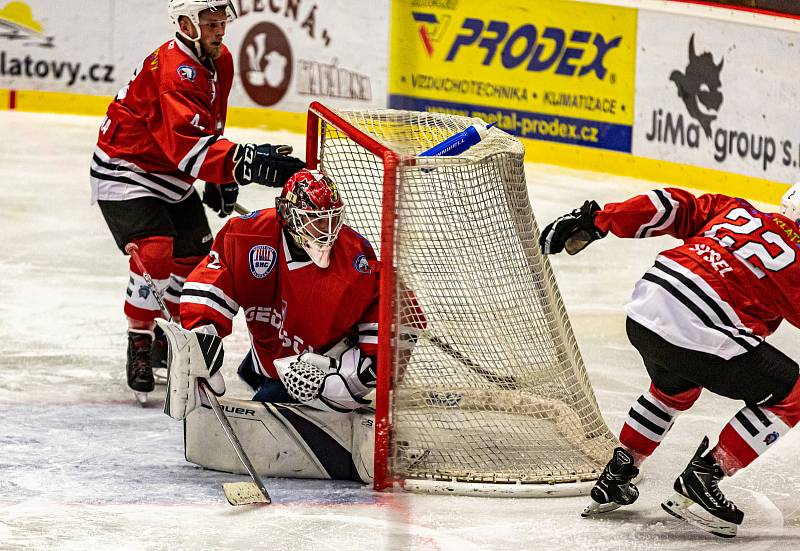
[306,102,618,497]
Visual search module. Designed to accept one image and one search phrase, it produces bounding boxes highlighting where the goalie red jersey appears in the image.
[90,37,236,203]
[594,188,800,359]
[179,209,380,378]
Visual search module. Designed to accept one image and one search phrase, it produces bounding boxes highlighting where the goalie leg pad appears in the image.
[156,319,225,420]
[185,397,374,483]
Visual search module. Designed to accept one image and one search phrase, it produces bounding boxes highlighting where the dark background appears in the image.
[695,0,800,16]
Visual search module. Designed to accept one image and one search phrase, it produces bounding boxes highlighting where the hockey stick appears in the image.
[124,242,271,506]
[421,333,519,390]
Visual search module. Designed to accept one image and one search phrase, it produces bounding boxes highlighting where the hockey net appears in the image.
[306,102,617,496]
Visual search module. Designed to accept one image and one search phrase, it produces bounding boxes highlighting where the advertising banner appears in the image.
[0,1,128,96]
[0,0,389,112]
[225,0,388,112]
[390,0,637,152]
[633,10,800,183]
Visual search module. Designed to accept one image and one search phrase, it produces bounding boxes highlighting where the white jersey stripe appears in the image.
[636,189,678,238]
[625,256,760,358]
[651,258,761,348]
[179,134,216,177]
[90,146,194,203]
[180,281,239,318]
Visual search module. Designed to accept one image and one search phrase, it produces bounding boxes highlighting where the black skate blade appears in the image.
[581,500,621,518]
[134,391,148,406]
[661,492,737,538]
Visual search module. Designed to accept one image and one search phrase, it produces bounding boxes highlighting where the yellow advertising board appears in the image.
[391,0,637,153]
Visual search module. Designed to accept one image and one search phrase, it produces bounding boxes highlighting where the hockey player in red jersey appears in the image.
[541,185,800,538]
[157,169,380,421]
[91,0,304,397]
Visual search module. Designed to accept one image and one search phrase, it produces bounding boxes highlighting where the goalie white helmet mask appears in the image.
[168,0,237,45]
[780,183,800,226]
[276,169,345,269]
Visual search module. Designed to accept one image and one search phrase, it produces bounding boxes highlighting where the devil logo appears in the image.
[669,34,724,138]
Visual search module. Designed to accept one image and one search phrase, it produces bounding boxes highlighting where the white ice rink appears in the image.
[2,111,800,550]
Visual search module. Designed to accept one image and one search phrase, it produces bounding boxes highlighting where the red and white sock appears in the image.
[619,384,701,465]
[712,379,800,475]
[124,236,173,324]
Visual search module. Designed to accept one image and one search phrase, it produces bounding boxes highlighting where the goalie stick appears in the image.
[423,333,518,390]
[125,242,271,506]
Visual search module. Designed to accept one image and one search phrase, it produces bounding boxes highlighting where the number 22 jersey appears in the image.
[593,188,800,359]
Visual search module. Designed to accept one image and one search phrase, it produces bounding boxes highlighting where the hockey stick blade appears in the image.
[223,481,270,506]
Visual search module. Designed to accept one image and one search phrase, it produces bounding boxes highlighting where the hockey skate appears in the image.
[661,436,743,538]
[127,330,155,405]
[150,325,168,385]
[581,447,639,517]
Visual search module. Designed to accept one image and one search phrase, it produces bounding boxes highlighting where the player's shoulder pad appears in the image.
[338,226,379,276]
[225,207,279,233]
[158,39,209,92]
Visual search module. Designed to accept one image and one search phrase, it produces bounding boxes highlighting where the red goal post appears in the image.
[307,102,399,490]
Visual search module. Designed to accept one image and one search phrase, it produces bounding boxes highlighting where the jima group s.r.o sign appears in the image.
[633,10,800,183]
[390,0,637,153]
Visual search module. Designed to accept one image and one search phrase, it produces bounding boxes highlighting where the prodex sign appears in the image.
[634,12,800,182]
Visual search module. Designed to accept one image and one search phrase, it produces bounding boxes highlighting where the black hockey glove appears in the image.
[202,181,239,218]
[232,143,305,187]
[539,200,607,255]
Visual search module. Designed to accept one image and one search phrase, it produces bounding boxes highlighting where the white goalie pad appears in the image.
[155,319,226,421]
[184,396,375,483]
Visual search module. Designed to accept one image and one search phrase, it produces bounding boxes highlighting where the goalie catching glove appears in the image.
[155,319,226,421]
[232,143,305,187]
[539,200,607,255]
[274,345,376,413]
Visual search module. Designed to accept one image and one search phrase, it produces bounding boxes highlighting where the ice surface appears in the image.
[1,111,799,550]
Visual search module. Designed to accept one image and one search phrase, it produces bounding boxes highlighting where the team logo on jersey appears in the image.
[177,64,196,83]
[249,245,277,278]
[352,253,373,274]
[137,285,150,300]
[764,431,780,446]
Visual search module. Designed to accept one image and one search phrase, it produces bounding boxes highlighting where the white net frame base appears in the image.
[307,103,618,496]
[401,478,595,498]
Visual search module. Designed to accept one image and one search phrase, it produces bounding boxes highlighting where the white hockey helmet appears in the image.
[168,0,237,42]
[780,183,800,225]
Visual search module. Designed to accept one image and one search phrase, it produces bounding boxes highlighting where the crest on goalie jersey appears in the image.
[352,253,373,274]
[249,245,277,278]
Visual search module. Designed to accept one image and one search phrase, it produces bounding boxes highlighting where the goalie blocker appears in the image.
[185,396,375,483]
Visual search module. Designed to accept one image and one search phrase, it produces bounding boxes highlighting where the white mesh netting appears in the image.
[314,106,617,492]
